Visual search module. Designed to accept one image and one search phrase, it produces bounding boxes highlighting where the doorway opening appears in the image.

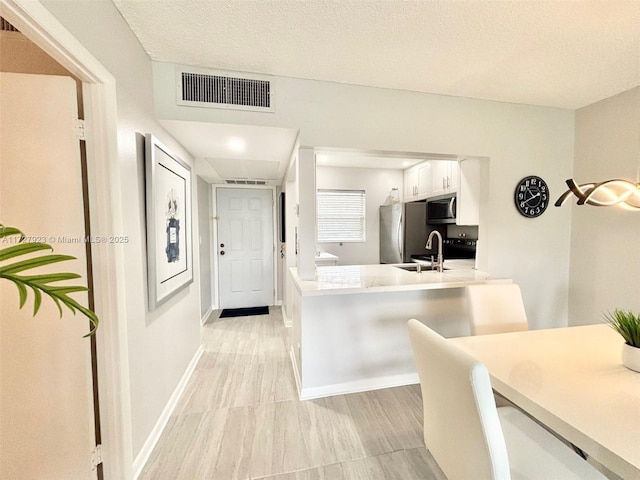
[0,3,132,478]
[214,186,276,309]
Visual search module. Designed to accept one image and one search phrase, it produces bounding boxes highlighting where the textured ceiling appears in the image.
[113,0,640,184]
[114,0,640,110]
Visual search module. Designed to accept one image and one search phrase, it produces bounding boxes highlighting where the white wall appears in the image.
[568,86,640,325]
[197,176,212,319]
[316,166,404,265]
[280,140,299,321]
[154,62,575,329]
[296,147,317,280]
[42,1,202,460]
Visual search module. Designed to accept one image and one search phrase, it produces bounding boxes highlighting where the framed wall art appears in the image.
[145,134,193,310]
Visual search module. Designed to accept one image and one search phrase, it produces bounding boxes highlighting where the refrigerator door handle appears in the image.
[397,214,403,260]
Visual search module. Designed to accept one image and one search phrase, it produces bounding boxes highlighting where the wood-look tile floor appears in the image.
[138,307,446,480]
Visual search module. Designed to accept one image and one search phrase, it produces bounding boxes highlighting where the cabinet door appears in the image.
[430,161,449,196]
[404,167,419,201]
[448,161,460,193]
[416,162,431,198]
[430,161,460,195]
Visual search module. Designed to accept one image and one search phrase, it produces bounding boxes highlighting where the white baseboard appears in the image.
[200,306,214,326]
[133,346,204,479]
[299,372,419,401]
[281,306,292,328]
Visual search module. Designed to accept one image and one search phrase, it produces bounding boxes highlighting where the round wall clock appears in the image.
[514,176,549,218]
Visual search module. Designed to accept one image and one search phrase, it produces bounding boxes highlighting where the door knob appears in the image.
[220,250,225,255]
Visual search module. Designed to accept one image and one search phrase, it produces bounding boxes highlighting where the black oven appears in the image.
[427,193,456,224]
[412,236,476,262]
[442,237,476,259]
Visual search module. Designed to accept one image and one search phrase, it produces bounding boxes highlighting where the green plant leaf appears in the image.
[604,308,640,348]
[0,254,77,275]
[33,287,42,316]
[0,226,24,240]
[0,242,51,261]
[4,277,29,308]
[46,285,88,295]
[27,273,83,285]
[0,224,99,336]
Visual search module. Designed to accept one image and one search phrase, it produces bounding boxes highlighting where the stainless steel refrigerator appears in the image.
[379,202,428,263]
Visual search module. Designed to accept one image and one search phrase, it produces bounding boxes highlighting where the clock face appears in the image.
[515,176,549,218]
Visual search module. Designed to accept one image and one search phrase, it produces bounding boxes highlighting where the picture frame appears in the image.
[145,134,193,310]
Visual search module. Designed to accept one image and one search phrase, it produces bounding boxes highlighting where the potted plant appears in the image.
[604,309,640,372]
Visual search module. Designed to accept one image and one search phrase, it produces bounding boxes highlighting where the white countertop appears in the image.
[314,252,338,260]
[290,264,509,296]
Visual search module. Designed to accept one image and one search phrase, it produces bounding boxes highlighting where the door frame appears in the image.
[212,184,278,310]
[0,1,133,478]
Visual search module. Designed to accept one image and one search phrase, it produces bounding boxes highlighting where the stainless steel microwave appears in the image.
[427,194,457,224]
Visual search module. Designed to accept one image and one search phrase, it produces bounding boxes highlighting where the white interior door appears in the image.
[0,73,97,479]
[217,188,274,308]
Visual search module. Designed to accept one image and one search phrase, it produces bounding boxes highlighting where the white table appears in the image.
[451,325,640,479]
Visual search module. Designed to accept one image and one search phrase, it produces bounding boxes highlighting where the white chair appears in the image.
[466,283,529,335]
[407,319,606,480]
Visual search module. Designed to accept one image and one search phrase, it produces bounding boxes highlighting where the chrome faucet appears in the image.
[425,230,444,273]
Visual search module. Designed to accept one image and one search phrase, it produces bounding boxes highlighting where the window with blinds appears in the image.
[317,189,366,243]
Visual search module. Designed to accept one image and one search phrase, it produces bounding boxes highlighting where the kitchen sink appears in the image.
[394,265,448,272]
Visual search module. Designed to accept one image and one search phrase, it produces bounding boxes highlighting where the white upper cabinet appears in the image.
[403,165,420,201]
[449,161,459,193]
[404,160,460,201]
[403,157,480,225]
[417,162,432,197]
[430,161,459,196]
[403,162,431,201]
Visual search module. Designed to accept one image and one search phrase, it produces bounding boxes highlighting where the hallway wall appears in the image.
[197,176,213,319]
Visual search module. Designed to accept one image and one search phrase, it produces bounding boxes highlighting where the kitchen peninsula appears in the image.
[286,264,510,400]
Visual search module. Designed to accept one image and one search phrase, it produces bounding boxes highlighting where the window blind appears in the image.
[317,189,366,242]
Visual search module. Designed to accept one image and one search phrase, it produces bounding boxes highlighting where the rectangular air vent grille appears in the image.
[225,179,267,185]
[179,71,272,111]
[1,17,19,32]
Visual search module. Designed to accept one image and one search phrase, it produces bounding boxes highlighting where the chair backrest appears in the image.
[466,284,529,335]
[407,319,511,480]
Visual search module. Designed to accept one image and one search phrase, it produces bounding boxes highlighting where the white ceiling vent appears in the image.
[224,179,267,185]
[177,68,273,112]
